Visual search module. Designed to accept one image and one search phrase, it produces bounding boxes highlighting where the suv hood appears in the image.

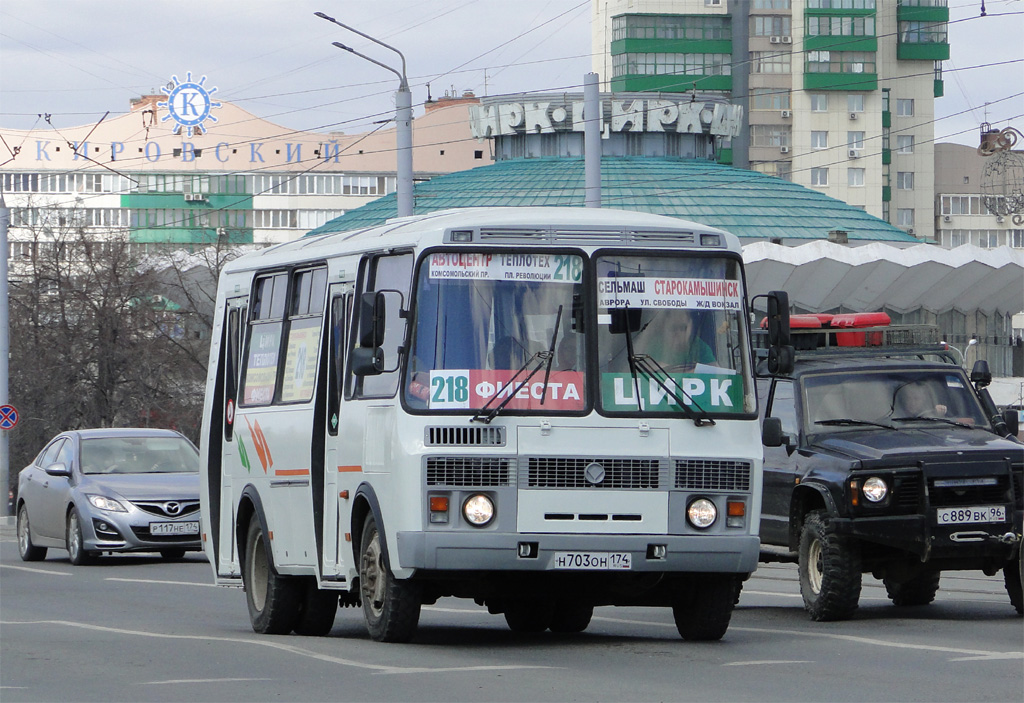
[810,427,1020,462]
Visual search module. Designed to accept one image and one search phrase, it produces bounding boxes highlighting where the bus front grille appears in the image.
[674,459,752,491]
[524,457,663,489]
[424,426,506,447]
[426,457,514,487]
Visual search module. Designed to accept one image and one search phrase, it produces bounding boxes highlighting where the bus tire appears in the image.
[293,580,340,636]
[243,515,300,634]
[1005,552,1023,616]
[549,603,593,633]
[359,513,421,642]
[884,571,940,607]
[504,601,554,633]
[799,510,862,621]
[672,574,736,641]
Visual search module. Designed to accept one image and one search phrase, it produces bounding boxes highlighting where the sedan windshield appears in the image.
[405,251,585,413]
[81,437,200,475]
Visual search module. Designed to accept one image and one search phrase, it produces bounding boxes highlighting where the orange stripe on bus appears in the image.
[337,465,362,473]
[274,468,310,476]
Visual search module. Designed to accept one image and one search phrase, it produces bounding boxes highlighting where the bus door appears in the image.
[320,284,355,581]
[214,296,247,577]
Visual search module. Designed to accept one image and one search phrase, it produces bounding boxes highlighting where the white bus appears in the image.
[199,207,770,642]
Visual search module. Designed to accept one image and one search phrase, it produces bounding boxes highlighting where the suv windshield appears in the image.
[595,254,754,416]
[405,251,586,412]
[802,369,991,437]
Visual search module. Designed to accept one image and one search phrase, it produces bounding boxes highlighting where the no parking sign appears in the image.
[0,405,19,430]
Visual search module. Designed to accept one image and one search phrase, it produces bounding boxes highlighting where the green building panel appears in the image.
[804,73,878,92]
[121,193,253,209]
[897,5,949,23]
[934,79,944,98]
[897,42,949,61]
[612,74,732,92]
[611,38,732,55]
[716,148,733,165]
[805,8,876,18]
[882,111,891,129]
[131,228,254,244]
[882,186,891,202]
[882,148,891,165]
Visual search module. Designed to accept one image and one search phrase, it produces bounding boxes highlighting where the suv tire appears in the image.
[798,510,862,621]
[884,572,940,607]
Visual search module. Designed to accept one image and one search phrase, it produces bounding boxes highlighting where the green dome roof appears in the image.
[306,157,916,243]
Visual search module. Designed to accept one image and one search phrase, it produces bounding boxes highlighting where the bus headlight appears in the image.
[687,498,717,529]
[862,477,888,503]
[462,494,495,527]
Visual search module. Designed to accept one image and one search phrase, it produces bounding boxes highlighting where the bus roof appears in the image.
[222,207,742,275]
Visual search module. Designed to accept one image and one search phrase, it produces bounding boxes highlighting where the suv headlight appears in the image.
[862,477,888,503]
[87,494,128,512]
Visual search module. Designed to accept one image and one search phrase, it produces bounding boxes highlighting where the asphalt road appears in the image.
[1,524,1021,703]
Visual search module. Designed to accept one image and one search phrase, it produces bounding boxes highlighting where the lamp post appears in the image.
[315,12,413,218]
[941,337,977,368]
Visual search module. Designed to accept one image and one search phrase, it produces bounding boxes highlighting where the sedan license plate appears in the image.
[552,551,631,570]
[149,521,200,536]
[936,505,1005,525]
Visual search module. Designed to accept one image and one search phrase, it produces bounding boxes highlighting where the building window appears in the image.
[896,135,915,154]
[752,16,791,36]
[847,94,865,113]
[900,21,948,45]
[751,51,792,74]
[612,14,729,41]
[807,51,875,75]
[751,88,791,110]
[807,15,876,37]
[810,94,829,112]
[613,52,732,77]
[808,0,876,7]
[949,230,968,247]
[897,172,914,190]
[978,230,999,248]
[751,161,793,180]
[896,99,915,116]
[750,124,792,147]
[847,131,865,150]
[1011,230,1024,248]
[848,168,865,187]
[811,168,829,186]
[897,208,915,227]
[811,131,829,149]
[753,0,791,7]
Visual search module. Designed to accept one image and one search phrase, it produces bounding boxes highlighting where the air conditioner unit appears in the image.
[849,112,859,120]
[780,146,790,153]
[907,228,915,235]
[781,110,792,118]
[848,149,860,158]
[943,215,952,223]
[184,193,206,202]
[781,36,792,44]
[770,36,781,44]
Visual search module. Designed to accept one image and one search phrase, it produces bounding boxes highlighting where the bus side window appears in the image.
[240,273,288,407]
[350,252,413,399]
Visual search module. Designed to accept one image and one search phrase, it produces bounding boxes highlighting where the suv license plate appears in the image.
[552,551,631,570]
[936,506,1005,525]
[150,521,200,536]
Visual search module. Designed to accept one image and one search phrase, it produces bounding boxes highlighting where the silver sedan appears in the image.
[16,428,201,564]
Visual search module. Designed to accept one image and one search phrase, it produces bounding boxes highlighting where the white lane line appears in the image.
[105,577,217,588]
[0,620,559,675]
[0,564,72,576]
[724,660,814,666]
[143,678,275,685]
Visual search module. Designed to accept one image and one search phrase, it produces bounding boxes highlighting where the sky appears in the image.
[0,0,1021,148]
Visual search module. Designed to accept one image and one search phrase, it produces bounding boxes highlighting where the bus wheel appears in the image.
[672,574,736,641]
[504,601,554,633]
[243,516,300,634]
[293,580,340,636]
[549,603,593,633]
[359,513,421,642]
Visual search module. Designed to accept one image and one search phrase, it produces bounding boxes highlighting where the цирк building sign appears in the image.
[468,94,743,140]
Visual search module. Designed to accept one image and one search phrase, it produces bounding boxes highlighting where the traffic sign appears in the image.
[0,404,19,430]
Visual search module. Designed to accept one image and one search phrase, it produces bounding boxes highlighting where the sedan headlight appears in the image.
[862,477,888,503]
[462,494,495,527]
[687,498,718,529]
[87,494,128,512]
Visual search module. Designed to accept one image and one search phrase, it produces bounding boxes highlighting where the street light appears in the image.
[941,337,977,368]
[315,11,413,218]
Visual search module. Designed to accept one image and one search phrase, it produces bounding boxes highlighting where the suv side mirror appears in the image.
[1002,409,1019,437]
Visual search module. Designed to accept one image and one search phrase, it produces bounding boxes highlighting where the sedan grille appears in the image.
[132,500,200,518]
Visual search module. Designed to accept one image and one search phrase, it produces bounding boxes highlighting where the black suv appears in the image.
[757,348,1023,620]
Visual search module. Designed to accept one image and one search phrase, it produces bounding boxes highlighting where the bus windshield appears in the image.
[595,253,755,417]
[405,251,586,412]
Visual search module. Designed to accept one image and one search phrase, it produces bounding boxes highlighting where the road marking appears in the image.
[0,564,72,576]
[724,660,814,666]
[143,678,275,685]
[0,620,559,675]
[105,577,218,588]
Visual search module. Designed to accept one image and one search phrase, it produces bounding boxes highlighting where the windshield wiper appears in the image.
[471,306,563,424]
[631,352,716,426]
[891,416,975,429]
[815,418,894,429]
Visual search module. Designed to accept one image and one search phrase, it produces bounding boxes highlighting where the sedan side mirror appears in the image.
[44,462,72,478]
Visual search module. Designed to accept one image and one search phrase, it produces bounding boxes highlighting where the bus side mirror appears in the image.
[358,292,386,349]
[351,347,384,376]
[765,290,794,375]
[609,307,642,335]
[762,417,795,454]
[970,359,992,388]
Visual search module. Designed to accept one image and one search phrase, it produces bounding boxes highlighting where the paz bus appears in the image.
[199,207,783,642]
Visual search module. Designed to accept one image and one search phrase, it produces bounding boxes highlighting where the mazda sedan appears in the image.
[16,428,201,564]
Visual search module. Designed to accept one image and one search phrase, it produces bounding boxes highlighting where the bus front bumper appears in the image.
[396,531,759,574]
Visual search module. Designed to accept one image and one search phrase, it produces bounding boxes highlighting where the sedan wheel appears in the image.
[66,509,95,565]
[17,505,47,561]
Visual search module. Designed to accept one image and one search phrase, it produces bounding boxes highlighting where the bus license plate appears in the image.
[936,506,1005,525]
[150,521,200,535]
[553,551,631,570]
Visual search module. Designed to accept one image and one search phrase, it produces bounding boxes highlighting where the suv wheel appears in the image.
[884,572,940,607]
[1005,552,1023,616]
[798,510,862,621]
